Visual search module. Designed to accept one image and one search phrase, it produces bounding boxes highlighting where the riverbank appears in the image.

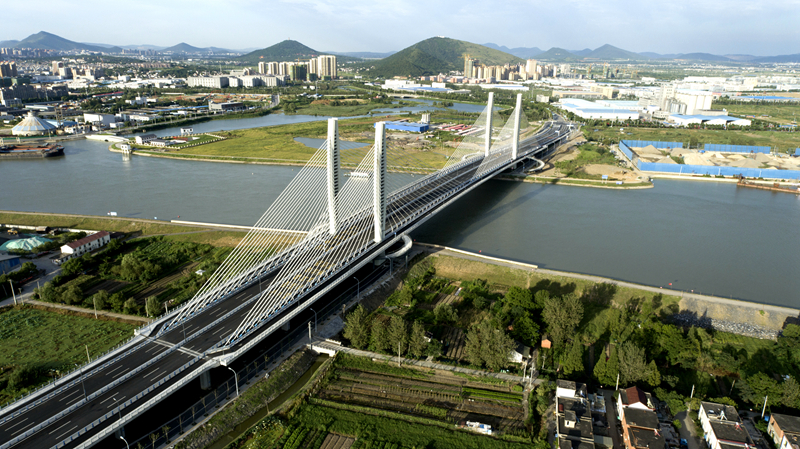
[499,174,654,189]
[414,242,798,338]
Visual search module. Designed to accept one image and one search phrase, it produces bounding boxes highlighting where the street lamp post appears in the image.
[93,296,98,319]
[75,364,86,400]
[353,276,360,299]
[227,367,239,397]
[10,280,16,306]
[309,308,317,333]
[119,436,130,449]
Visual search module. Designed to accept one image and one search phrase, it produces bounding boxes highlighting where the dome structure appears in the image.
[12,111,57,136]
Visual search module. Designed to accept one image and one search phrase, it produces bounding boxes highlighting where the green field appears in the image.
[0,211,207,236]
[0,306,136,404]
[585,127,800,153]
[154,116,453,170]
[717,102,800,125]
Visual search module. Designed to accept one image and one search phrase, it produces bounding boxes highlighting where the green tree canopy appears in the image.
[343,305,370,350]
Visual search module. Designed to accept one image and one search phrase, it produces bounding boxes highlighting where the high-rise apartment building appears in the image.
[317,55,337,79]
[0,62,17,77]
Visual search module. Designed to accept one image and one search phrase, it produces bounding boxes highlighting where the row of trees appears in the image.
[343,305,441,358]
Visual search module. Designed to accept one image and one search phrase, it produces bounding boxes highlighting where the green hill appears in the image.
[13,31,118,52]
[535,47,580,61]
[366,37,522,77]
[586,44,648,60]
[239,40,324,63]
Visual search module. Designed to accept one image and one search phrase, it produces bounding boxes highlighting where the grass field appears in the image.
[427,254,680,312]
[170,117,384,163]
[0,211,207,236]
[584,127,800,153]
[0,306,136,404]
[718,103,800,125]
[291,102,411,117]
[162,230,246,247]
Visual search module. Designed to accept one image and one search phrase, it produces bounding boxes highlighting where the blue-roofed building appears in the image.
[379,121,430,133]
[0,254,22,274]
[11,111,57,136]
[730,96,799,102]
[669,114,751,127]
[557,98,639,120]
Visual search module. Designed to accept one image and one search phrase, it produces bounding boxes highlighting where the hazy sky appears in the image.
[4,0,798,55]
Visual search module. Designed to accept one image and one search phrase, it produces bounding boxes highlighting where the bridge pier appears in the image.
[512,93,522,160]
[281,321,290,332]
[327,118,341,235]
[484,92,494,157]
[200,370,211,390]
[373,122,387,243]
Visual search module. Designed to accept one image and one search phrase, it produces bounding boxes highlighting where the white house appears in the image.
[61,231,111,257]
[135,134,157,145]
[699,402,753,449]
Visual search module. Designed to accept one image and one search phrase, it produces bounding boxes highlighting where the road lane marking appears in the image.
[65,395,83,406]
[107,396,125,408]
[106,365,124,375]
[10,422,35,436]
[149,337,203,358]
[145,345,159,353]
[149,370,167,381]
[112,368,130,379]
[58,389,81,402]
[212,327,226,335]
[48,421,72,434]
[5,417,28,430]
[142,367,161,378]
[55,425,78,440]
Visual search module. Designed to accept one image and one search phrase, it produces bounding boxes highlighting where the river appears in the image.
[1,115,798,308]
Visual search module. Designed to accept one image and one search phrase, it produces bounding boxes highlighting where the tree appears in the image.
[594,352,611,385]
[62,284,82,305]
[542,293,584,349]
[645,360,661,387]
[370,319,389,353]
[606,346,620,386]
[343,305,370,349]
[618,342,647,385]
[433,303,458,325]
[561,340,585,376]
[425,338,443,358]
[504,287,534,310]
[783,377,800,410]
[109,292,125,312]
[387,316,407,356]
[93,290,109,310]
[145,296,162,317]
[408,321,427,358]
[511,315,539,344]
[464,320,514,371]
[123,297,139,315]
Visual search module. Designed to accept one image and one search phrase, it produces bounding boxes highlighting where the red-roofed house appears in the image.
[61,231,111,257]
[617,386,655,419]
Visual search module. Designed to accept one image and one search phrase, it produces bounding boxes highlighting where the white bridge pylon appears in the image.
[160,94,536,347]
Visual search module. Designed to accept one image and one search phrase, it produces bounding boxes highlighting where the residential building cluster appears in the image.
[257,54,338,81]
[187,71,283,89]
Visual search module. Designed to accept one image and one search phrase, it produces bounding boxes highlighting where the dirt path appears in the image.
[20,299,150,324]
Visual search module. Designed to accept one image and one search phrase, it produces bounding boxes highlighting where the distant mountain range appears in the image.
[161,42,234,54]
[364,37,522,77]
[1,31,799,64]
[3,31,122,53]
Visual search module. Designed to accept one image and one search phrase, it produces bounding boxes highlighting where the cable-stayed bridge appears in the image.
[0,93,576,449]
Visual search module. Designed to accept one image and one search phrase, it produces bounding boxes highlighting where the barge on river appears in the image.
[0,143,64,159]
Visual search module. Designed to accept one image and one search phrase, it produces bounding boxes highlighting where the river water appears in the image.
[1,114,798,308]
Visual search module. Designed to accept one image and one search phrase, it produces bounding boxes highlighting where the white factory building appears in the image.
[557,98,640,120]
[668,114,752,127]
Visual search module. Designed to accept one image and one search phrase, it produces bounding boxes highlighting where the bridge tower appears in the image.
[511,93,523,160]
[484,92,494,157]
[326,118,341,235]
[373,122,387,243]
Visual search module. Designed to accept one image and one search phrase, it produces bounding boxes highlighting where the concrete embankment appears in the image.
[415,242,798,339]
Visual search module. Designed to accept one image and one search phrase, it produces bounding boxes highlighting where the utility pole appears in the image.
[86,345,90,363]
[397,341,402,367]
[308,321,312,340]
[762,395,768,419]
[615,373,619,391]
[10,280,16,305]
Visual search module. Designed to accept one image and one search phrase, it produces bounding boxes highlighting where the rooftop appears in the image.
[624,408,660,430]
[773,414,800,434]
[620,386,652,408]
[702,402,740,423]
[628,427,667,449]
[558,415,595,440]
[65,231,110,249]
[708,421,752,445]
